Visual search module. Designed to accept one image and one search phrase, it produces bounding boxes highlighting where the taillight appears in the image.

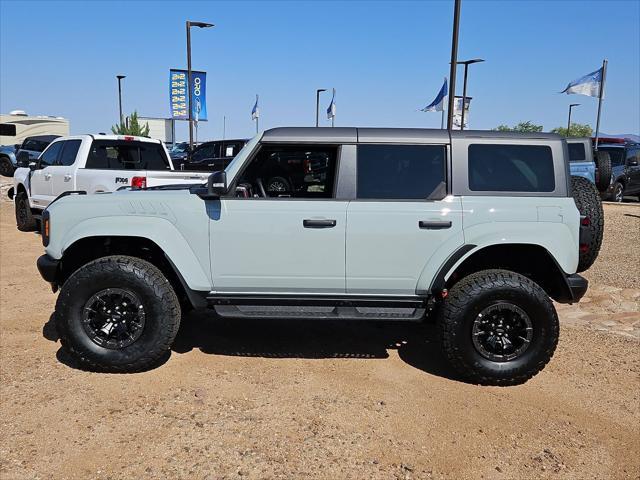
[581,216,590,226]
[131,176,147,189]
[123,136,134,141]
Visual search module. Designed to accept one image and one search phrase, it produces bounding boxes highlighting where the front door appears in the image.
[29,140,64,209]
[209,143,347,294]
[346,144,464,295]
[51,139,81,197]
[625,147,640,193]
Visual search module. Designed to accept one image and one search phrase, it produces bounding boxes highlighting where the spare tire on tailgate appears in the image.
[571,176,604,273]
[594,150,612,192]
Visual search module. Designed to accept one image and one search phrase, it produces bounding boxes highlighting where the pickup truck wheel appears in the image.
[0,157,14,177]
[611,181,624,202]
[55,255,181,372]
[571,176,604,272]
[594,150,612,192]
[15,192,37,232]
[439,269,559,386]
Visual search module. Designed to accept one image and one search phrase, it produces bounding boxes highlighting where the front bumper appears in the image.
[37,254,60,285]
[566,274,588,302]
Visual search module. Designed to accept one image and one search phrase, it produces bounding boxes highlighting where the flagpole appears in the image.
[447,0,461,131]
[594,59,607,151]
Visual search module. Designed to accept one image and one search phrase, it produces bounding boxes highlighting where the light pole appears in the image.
[567,103,580,137]
[186,20,214,150]
[458,58,484,130]
[116,75,126,126]
[315,89,327,127]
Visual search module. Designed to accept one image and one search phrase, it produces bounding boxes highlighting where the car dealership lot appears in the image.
[0,190,638,479]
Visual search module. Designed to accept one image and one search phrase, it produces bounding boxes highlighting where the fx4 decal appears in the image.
[115,177,129,184]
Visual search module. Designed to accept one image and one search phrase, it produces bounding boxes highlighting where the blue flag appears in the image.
[561,68,603,98]
[421,78,448,112]
[251,94,259,120]
[327,88,336,119]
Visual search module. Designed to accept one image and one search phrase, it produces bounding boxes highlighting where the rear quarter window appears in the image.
[568,143,586,162]
[468,144,555,192]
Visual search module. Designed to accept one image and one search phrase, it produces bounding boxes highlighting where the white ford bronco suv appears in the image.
[9,134,209,231]
[37,128,594,385]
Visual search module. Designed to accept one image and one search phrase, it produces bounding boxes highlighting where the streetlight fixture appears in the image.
[458,58,484,130]
[315,89,327,127]
[116,75,126,126]
[567,103,580,137]
[186,20,214,150]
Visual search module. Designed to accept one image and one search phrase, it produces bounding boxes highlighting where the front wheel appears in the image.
[15,191,37,231]
[611,181,624,202]
[438,269,559,386]
[55,256,181,372]
[0,157,14,177]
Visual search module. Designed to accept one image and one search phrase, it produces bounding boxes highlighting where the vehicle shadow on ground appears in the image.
[43,311,463,382]
[172,311,463,382]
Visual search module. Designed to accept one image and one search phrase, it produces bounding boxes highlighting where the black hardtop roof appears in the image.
[261,127,562,144]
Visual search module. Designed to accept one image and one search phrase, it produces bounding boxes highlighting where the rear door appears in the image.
[50,139,82,196]
[346,144,463,295]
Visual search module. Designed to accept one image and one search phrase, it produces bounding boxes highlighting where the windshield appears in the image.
[223,134,261,182]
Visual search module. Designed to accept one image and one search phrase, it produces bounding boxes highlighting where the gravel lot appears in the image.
[0,182,639,480]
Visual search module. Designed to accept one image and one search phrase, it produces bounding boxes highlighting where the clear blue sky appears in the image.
[1,0,639,141]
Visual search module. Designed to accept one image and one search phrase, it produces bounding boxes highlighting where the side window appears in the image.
[223,142,243,158]
[22,139,50,152]
[607,150,624,168]
[568,143,586,162]
[626,148,639,165]
[238,144,338,198]
[468,144,555,192]
[57,140,81,166]
[192,144,217,162]
[356,144,446,200]
[39,141,64,167]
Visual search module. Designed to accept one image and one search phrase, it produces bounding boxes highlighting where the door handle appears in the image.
[64,174,72,181]
[419,220,452,230]
[303,219,337,228]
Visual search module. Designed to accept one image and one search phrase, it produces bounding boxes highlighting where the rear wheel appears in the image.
[571,176,604,272]
[439,269,559,386]
[55,256,181,372]
[594,150,612,192]
[15,192,37,232]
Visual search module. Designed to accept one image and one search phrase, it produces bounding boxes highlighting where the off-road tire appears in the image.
[439,269,559,386]
[15,191,37,232]
[55,255,181,372]
[611,181,624,202]
[571,176,604,272]
[0,157,14,177]
[594,150,612,192]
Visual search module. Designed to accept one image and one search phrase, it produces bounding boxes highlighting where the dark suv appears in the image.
[175,139,247,172]
[596,140,640,201]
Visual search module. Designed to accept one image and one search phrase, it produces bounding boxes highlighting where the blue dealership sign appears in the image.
[169,69,207,121]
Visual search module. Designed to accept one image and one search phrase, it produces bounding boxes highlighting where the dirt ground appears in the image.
[1,192,639,480]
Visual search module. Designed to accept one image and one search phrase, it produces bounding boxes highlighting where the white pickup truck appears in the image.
[9,134,210,231]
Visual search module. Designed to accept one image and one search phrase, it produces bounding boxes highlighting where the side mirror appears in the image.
[17,151,31,168]
[197,170,227,200]
[28,161,38,171]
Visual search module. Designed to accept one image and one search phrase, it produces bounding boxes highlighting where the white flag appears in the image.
[561,68,604,98]
[326,88,336,119]
[251,94,259,120]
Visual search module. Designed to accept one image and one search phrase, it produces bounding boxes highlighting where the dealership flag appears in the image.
[251,95,260,120]
[421,78,448,112]
[326,88,336,119]
[561,67,604,98]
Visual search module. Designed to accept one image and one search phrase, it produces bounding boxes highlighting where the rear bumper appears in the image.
[566,274,588,302]
[37,254,60,285]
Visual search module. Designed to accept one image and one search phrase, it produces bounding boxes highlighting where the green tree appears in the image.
[493,121,544,133]
[111,110,150,137]
[551,123,593,138]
